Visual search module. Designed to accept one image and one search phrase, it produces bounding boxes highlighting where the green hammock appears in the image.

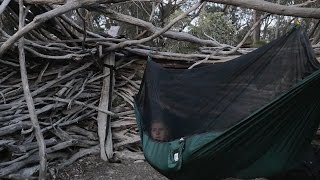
[134,28,320,180]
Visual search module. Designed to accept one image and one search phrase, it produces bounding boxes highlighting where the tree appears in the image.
[1,0,320,179]
[252,10,262,44]
[191,10,237,45]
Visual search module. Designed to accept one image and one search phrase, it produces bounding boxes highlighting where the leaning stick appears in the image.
[18,1,46,179]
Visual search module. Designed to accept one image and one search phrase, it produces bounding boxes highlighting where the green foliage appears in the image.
[164,9,191,32]
[190,11,237,46]
[162,39,198,53]
[66,0,320,51]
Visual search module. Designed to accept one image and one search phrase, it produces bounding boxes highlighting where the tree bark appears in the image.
[252,10,261,44]
[23,0,65,4]
[97,52,115,161]
[18,0,47,179]
[274,0,281,39]
[207,0,320,19]
[96,27,119,161]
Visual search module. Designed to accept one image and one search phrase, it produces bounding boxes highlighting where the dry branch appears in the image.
[24,0,65,4]
[97,53,115,161]
[99,8,221,47]
[0,0,148,56]
[57,145,99,169]
[0,0,85,56]
[207,0,320,18]
[18,1,46,178]
[2,1,320,179]
[225,13,271,55]
[106,1,203,51]
[0,0,11,15]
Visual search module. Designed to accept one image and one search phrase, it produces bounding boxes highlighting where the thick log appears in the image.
[97,43,117,160]
[5,138,57,154]
[114,134,140,148]
[126,48,240,61]
[207,0,320,18]
[67,126,98,140]
[1,103,65,124]
[24,0,65,5]
[0,153,67,177]
[0,121,31,136]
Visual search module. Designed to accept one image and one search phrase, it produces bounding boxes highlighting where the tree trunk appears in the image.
[274,0,281,39]
[252,10,261,44]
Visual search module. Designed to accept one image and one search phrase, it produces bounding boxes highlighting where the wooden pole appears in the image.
[97,26,119,161]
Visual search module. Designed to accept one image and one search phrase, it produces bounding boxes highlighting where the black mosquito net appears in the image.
[135,28,320,141]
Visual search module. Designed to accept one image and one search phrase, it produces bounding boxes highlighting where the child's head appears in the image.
[150,120,170,142]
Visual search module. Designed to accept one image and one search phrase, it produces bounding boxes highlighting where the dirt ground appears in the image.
[49,135,320,180]
[53,155,168,180]
[52,154,268,180]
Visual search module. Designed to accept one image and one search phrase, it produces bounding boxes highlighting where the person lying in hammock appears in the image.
[150,120,170,142]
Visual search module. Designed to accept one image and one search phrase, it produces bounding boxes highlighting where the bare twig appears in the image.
[188,54,210,69]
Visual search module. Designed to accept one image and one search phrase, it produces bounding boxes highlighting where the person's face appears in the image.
[151,122,169,141]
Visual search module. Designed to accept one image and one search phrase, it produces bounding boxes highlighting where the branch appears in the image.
[105,1,204,51]
[291,0,317,7]
[24,46,92,60]
[0,0,11,15]
[36,97,118,117]
[57,145,99,169]
[0,0,83,57]
[226,13,270,55]
[59,14,104,38]
[23,0,65,4]
[31,62,93,97]
[18,0,47,179]
[125,47,239,61]
[206,0,320,18]
[0,59,20,67]
[188,54,210,69]
[99,7,220,47]
[0,0,132,56]
[22,0,143,4]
